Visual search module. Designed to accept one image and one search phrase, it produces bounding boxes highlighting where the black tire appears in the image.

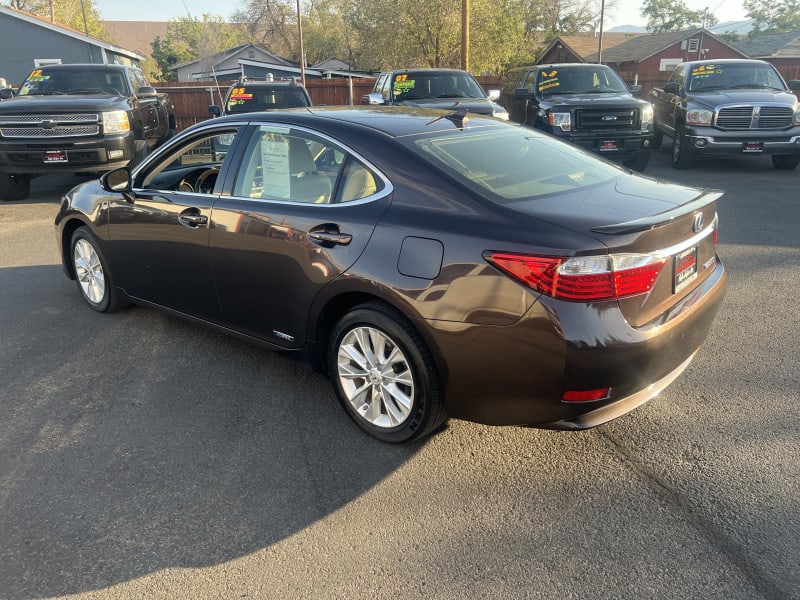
[624,150,651,172]
[328,302,447,443]
[651,128,663,150]
[671,124,694,169]
[0,172,31,201]
[69,227,128,313]
[771,154,800,170]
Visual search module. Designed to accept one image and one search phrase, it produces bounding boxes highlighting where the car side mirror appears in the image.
[208,104,221,117]
[0,88,14,99]
[365,92,385,105]
[514,87,533,100]
[487,89,500,101]
[629,84,642,97]
[788,80,800,91]
[100,167,133,202]
[663,82,679,95]
[137,86,157,99]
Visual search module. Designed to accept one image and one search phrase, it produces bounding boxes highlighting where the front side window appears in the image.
[232,126,383,204]
[403,125,619,203]
[137,128,241,193]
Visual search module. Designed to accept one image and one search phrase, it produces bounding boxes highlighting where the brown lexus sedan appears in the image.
[54,107,727,443]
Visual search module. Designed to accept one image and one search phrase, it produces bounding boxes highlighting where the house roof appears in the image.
[732,31,800,58]
[590,28,748,63]
[0,6,144,61]
[171,43,295,71]
[540,33,642,62]
[103,21,169,60]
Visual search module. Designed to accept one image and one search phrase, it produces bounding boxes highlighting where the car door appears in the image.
[208,124,392,349]
[106,124,245,322]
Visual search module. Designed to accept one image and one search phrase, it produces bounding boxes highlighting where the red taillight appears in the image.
[486,252,666,302]
[562,388,611,402]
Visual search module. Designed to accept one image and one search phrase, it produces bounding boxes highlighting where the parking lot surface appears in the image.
[1,147,798,599]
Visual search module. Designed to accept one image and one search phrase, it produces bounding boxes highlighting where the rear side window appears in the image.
[405,127,619,202]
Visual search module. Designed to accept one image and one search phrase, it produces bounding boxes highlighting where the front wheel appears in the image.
[651,128,663,149]
[70,227,127,313]
[328,303,447,443]
[772,154,800,170]
[0,172,31,201]
[624,150,651,172]
[671,125,694,169]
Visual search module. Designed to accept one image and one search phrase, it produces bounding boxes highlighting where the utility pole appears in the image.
[597,0,605,64]
[296,0,306,86]
[461,0,470,72]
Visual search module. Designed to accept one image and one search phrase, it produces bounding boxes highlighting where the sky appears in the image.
[94,0,749,30]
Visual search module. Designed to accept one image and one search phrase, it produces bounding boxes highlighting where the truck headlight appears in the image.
[548,112,571,131]
[794,106,800,126]
[103,110,130,134]
[492,105,509,120]
[686,108,713,126]
[641,104,653,128]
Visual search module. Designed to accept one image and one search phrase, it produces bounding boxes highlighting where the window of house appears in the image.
[687,39,700,53]
[660,58,683,72]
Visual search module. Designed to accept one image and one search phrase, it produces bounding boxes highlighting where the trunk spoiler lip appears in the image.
[591,190,723,235]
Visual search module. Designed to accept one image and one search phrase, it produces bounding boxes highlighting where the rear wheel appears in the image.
[671,124,694,169]
[0,172,31,201]
[771,154,800,170]
[70,227,127,313]
[328,303,446,443]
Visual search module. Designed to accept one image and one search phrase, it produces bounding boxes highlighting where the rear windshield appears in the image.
[226,86,311,113]
[392,72,486,101]
[686,63,786,92]
[536,66,629,96]
[402,126,619,203]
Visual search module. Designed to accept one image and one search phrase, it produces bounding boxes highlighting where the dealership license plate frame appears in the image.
[599,140,618,152]
[742,141,763,153]
[43,150,68,163]
[674,245,699,293]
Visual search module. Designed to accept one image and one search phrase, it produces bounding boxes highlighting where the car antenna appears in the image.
[426,103,469,129]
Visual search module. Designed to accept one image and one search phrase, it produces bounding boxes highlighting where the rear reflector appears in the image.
[562,388,611,402]
[485,252,666,302]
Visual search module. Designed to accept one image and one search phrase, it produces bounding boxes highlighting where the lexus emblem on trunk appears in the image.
[692,213,704,233]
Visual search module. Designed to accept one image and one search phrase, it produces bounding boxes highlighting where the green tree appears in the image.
[11,0,109,39]
[744,0,800,35]
[150,14,246,82]
[641,0,716,32]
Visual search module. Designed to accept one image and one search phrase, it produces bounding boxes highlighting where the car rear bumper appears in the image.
[426,257,727,428]
[0,133,134,175]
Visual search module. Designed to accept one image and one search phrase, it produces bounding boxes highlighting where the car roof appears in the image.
[207,106,507,139]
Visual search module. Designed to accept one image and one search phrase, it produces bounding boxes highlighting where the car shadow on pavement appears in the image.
[0,265,420,598]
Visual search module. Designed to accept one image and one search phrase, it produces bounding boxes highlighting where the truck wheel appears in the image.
[651,128,663,149]
[771,154,800,170]
[0,172,31,201]
[624,150,650,172]
[671,125,694,169]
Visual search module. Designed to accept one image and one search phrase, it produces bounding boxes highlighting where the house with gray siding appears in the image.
[0,6,143,86]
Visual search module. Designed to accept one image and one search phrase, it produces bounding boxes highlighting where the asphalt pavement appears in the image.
[0,148,798,599]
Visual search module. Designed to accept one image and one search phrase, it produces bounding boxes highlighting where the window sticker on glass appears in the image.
[261,137,291,198]
[690,64,723,80]
[538,70,559,92]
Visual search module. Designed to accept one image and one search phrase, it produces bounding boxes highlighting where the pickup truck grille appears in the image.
[575,108,637,131]
[0,113,100,138]
[716,106,794,130]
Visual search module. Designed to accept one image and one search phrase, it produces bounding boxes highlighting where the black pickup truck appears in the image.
[0,63,175,201]
[649,59,800,169]
[498,63,654,170]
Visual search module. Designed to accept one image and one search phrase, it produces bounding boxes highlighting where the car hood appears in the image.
[542,92,643,108]
[505,171,717,235]
[687,89,798,108]
[395,98,498,115]
[0,94,126,113]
